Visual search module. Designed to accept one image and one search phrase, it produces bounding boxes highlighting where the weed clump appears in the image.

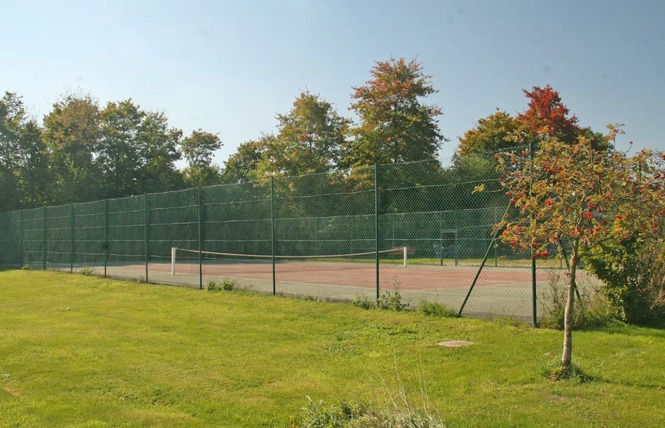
[418,301,456,318]
[351,291,408,312]
[377,291,408,311]
[352,295,374,310]
[539,274,616,330]
[206,278,237,292]
[542,360,594,383]
[292,396,445,428]
[80,267,97,277]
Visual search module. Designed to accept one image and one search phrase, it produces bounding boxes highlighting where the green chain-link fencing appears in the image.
[0,150,567,323]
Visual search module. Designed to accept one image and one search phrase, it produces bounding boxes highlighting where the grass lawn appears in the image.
[0,270,664,427]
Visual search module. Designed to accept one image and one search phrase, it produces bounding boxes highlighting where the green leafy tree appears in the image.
[97,100,183,198]
[137,110,184,193]
[0,92,50,210]
[181,129,223,187]
[252,91,349,179]
[457,110,522,157]
[453,110,523,191]
[496,129,664,376]
[222,137,271,184]
[42,93,102,203]
[97,100,144,197]
[345,58,444,168]
[1,93,25,210]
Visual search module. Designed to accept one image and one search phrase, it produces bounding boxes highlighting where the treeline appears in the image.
[0,93,222,210]
[1,56,608,212]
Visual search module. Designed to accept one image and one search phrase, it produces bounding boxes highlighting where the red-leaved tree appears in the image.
[496,127,665,376]
[517,85,579,143]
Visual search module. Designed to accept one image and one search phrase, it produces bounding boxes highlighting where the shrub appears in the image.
[586,236,665,324]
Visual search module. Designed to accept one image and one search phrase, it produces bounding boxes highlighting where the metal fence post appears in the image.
[144,194,149,283]
[270,176,276,296]
[529,142,538,326]
[70,203,75,273]
[42,207,47,271]
[103,199,108,278]
[198,186,203,290]
[375,163,380,302]
[18,209,23,267]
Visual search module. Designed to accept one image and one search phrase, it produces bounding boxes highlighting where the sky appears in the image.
[1,0,664,167]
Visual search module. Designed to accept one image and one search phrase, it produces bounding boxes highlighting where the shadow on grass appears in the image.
[581,322,665,339]
[543,361,665,389]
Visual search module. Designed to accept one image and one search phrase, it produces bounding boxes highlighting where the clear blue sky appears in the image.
[1,0,664,166]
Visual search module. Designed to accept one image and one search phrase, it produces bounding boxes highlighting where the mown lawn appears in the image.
[0,269,663,427]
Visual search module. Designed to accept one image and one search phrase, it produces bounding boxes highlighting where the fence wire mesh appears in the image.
[0,151,571,322]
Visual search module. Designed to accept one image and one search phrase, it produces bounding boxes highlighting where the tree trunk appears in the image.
[561,244,578,374]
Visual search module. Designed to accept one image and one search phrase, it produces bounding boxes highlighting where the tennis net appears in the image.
[170,247,408,276]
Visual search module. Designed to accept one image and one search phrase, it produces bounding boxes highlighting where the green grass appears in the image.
[0,270,664,427]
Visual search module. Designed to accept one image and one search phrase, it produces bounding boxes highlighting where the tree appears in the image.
[137,110,184,193]
[0,92,25,210]
[181,130,223,187]
[253,91,349,178]
[0,92,50,210]
[457,110,522,157]
[222,137,270,184]
[517,85,579,143]
[42,93,102,204]
[345,58,444,168]
[97,100,183,198]
[496,128,664,376]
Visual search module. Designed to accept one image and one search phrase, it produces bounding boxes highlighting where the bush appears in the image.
[586,236,665,324]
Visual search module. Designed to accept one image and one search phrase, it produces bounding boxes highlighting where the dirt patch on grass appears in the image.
[2,387,22,397]
[438,340,473,347]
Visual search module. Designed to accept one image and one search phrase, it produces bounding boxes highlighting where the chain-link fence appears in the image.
[0,154,572,323]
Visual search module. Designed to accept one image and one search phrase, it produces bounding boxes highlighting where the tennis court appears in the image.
[86,249,583,321]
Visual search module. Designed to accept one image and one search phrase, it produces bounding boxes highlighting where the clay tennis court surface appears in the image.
[129,260,553,290]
